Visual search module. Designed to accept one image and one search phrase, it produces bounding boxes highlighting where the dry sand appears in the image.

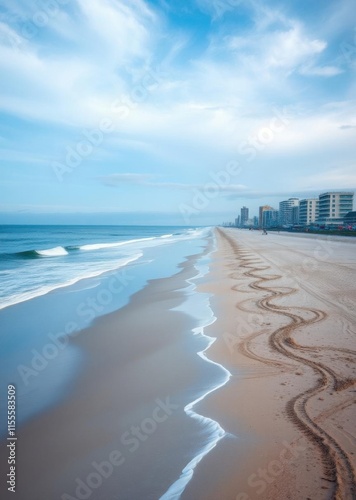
[183,228,356,500]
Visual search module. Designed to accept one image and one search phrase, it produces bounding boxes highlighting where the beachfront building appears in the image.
[259,205,274,227]
[318,192,354,225]
[241,206,249,226]
[344,211,356,225]
[299,198,319,225]
[291,205,300,224]
[279,198,299,226]
[262,209,279,228]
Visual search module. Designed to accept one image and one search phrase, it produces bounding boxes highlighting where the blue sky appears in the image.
[0,0,355,225]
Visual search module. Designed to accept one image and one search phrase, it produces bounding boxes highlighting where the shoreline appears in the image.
[1,234,239,500]
[161,234,232,499]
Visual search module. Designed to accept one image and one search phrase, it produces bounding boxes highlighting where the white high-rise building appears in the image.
[241,206,249,226]
[318,192,354,225]
[279,198,299,226]
[299,199,319,225]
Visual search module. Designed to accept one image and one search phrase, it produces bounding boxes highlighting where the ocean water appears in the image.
[0,225,205,310]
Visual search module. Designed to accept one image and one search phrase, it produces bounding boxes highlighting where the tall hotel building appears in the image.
[279,198,299,225]
[241,206,249,226]
[259,205,274,227]
[262,209,279,228]
[299,198,319,225]
[318,192,354,225]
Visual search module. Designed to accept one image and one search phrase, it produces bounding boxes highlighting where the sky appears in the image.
[0,0,355,225]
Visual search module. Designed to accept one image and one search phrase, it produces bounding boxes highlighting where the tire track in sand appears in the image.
[217,228,356,500]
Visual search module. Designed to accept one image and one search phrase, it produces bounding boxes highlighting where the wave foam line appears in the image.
[160,232,232,500]
[36,246,68,257]
[0,253,142,311]
[79,237,157,251]
[79,230,205,251]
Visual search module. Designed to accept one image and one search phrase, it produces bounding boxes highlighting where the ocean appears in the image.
[0,225,208,310]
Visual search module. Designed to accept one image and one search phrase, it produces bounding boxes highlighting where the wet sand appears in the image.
[183,228,356,500]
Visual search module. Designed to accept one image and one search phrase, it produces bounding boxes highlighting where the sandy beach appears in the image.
[1,227,355,499]
[183,228,356,499]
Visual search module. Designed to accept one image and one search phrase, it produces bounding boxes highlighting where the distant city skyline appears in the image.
[233,190,355,228]
[0,0,355,225]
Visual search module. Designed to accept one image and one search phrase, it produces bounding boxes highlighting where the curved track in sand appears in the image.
[218,228,356,500]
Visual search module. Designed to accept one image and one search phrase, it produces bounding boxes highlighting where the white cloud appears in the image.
[300,65,343,77]
[75,0,155,63]
[225,22,328,77]
[194,0,237,19]
[264,26,326,70]
[98,173,247,192]
[261,102,356,156]
[300,166,356,190]
[339,124,356,130]
[0,0,158,126]
[98,173,153,186]
[0,21,23,49]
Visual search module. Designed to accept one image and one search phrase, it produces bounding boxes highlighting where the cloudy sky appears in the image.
[0,0,355,225]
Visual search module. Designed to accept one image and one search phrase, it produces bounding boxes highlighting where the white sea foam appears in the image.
[36,246,68,257]
[79,237,157,251]
[0,253,142,310]
[79,230,210,252]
